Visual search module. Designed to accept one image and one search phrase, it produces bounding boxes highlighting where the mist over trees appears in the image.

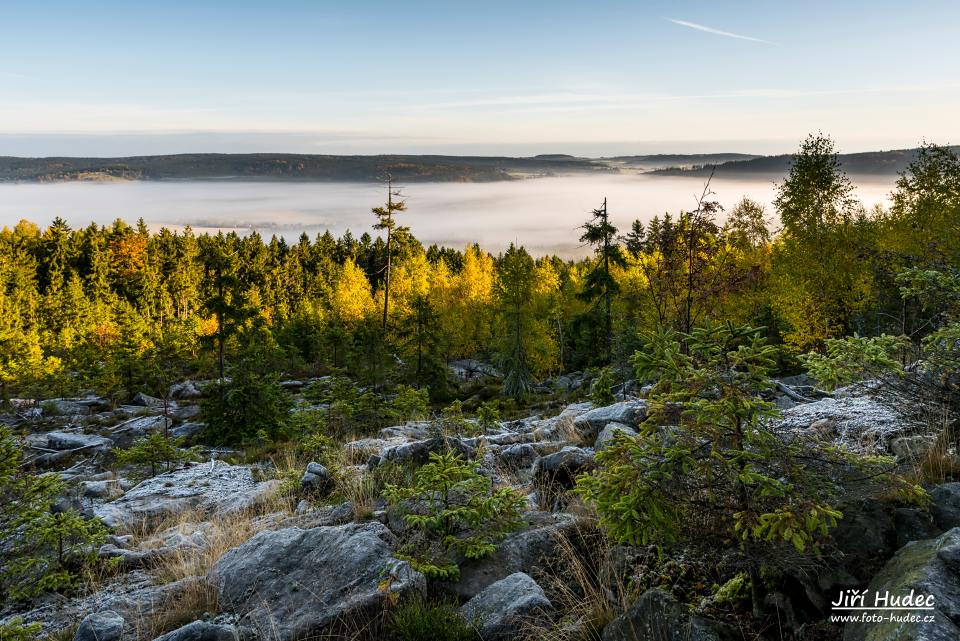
[0,136,957,408]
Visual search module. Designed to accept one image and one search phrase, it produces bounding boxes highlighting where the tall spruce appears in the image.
[372,175,407,329]
[578,198,625,362]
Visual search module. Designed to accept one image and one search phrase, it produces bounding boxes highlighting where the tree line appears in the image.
[1,135,958,404]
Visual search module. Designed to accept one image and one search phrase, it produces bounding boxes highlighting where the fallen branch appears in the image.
[775,381,819,403]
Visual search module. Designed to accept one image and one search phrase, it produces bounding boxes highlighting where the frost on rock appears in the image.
[94,461,276,530]
[774,394,913,453]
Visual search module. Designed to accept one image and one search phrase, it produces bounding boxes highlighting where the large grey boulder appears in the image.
[460,572,551,640]
[151,621,250,641]
[573,400,647,442]
[370,435,475,467]
[774,396,910,452]
[44,398,92,416]
[47,431,114,451]
[208,522,425,640]
[300,462,333,494]
[169,380,203,400]
[602,589,734,641]
[452,513,581,598]
[532,446,595,491]
[844,528,960,641]
[595,422,638,451]
[74,611,125,641]
[796,498,897,612]
[930,483,960,530]
[132,392,166,408]
[11,570,197,639]
[170,421,204,440]
[94,462,276,530]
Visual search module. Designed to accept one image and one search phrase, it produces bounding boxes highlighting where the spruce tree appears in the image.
[578,198,625,363]
[372,176,407,329]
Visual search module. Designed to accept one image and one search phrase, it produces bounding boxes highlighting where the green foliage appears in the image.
[306,375,388,438]
[114,431,199,478]
[0,618,43,641]
[579,324,841,554]
[495,244,536,401]
[0,426,106,600]
[579,199,626,362]
[390,385,429,423]
[476,400,501,430]
[579,323,923,606]
[202,360,293,445]
[801,334,909,390]
[387,597,479,641]
[383,451,525,581]
[590,367,616,407]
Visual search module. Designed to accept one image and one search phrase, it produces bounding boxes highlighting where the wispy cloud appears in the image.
[0,71,29,79]
[666,18,774,45]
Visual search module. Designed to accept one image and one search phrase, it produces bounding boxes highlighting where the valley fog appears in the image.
[0,173,895,257]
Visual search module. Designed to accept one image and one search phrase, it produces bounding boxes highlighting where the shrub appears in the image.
[476,400,501,430]
[114,432,199,478]
[391,385,430,423]
[576,323,923,616]
[801,333,909,390]
[1,426,106,600]
[590,367,616,407]
[0,619,42,641]
[383,451,525,580]
[201,362,293,445]
[388,597,479,641]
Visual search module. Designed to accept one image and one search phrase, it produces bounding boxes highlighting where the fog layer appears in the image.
[0,174,895,257]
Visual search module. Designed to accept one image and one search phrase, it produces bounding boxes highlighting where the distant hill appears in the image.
[605,153,761,169]
[648,147,960,178]
[0,153,615,184]
[2,148,948,184]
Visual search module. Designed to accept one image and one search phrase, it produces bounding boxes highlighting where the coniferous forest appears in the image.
[3,135,960,641]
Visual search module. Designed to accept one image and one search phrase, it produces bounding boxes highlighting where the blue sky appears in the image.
[0,0,957,156]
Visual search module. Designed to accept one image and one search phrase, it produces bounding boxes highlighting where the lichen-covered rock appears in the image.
[533,446,595,491]
[774,395,911,452]
[208,522,424,640]
[451,512,581,598]
[151,620,251,641]
[46,431,114,451]
[94,462,275,530]
[300,462,333,494]
[460,572,551,640]
[594,422,638,451]
[74,611,124,641]
[930,483,960,530]
[573,400,647,442]
[602,589,734,641]
[12,571,197,639]
[843,528,960,641]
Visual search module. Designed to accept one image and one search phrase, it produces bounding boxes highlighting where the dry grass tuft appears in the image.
[523,526,634,641]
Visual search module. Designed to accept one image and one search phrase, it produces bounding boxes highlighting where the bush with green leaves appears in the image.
[1,426,106,600]
[390,385,430,423]
[388,597,479,641]
[0,618,42,641]
[590,366,616,406]
[801,333,909,390]
[476,400,501,430]
[306,375,386,438]
[114,431,199,478]
[576,323,923,615]
[201,361,293,445]
[383,450,525,580]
